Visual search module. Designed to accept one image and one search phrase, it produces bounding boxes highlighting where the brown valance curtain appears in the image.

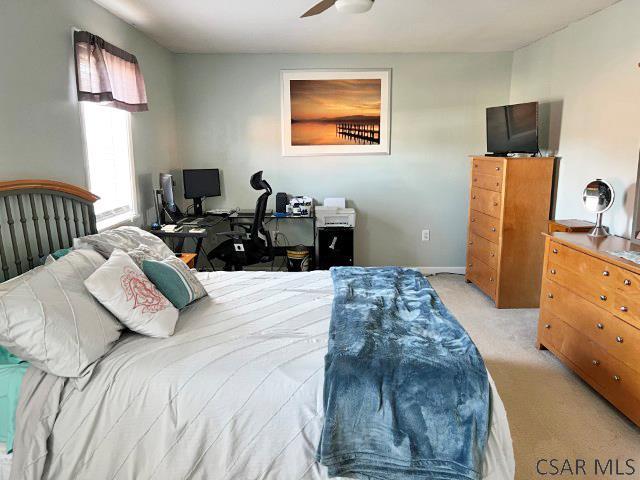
[74,31,148,113]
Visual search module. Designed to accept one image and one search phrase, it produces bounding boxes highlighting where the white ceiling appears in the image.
[92,0,620,54]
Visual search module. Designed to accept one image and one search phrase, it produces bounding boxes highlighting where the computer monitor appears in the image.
[183,168,221,215]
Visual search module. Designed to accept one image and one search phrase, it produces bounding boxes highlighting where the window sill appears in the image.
[97,212,140,232]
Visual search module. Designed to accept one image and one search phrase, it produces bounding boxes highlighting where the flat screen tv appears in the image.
[486,102,538,154]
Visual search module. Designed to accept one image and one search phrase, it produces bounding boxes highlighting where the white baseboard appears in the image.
[415,267,466,276]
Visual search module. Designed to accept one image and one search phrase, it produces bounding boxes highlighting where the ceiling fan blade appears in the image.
[301,0,337,18]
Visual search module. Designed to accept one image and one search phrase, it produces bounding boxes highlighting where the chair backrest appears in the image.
[249,171,272,240]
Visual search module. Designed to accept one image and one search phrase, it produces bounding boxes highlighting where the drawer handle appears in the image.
[600,294,607,301]
[471,218,476,223]
[495,182,500,187]
[493,202,498,207]
[490,252,495,257]
[468,241,474,246]
[603,270,610,277]
[544,324,551,329]
[592,359,600,366]
[468,263,473,268]
[613,375,621,382]
[624,279,632,286]
[616,336,624,343]
[596,323,604,329]
[552,248,558,254]
[550,269,557,275]
[472,195,476,199]
[547,293,554,299]
[491,227,496,232]
[620,306,628,312]
[490,277,495,283]
[495,166,500,171]
[473,178,477,182]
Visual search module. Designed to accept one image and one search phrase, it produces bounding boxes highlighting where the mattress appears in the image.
[10,271,514,480]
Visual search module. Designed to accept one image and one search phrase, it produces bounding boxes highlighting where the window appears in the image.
[81,102,137,230]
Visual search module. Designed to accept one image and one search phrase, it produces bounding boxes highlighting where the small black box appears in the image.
[276,192,288,214]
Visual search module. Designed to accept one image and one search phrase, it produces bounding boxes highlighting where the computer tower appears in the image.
[276,192,288,214]
[317,228,354,270]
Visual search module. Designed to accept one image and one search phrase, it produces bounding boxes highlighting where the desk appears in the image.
[146,228,210,268]
[228,213,317,268]
[148,212,317,271]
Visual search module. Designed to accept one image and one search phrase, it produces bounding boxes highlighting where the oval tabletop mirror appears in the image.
[582,179,614,237]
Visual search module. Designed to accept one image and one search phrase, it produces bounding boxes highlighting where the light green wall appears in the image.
[173,53,513,267]
[510,0,640,237]
[0,0,179,224]
[11,0,635,266]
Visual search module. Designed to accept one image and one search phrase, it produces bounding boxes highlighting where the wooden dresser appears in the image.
[465,156,555,308]
[538,233,640,426]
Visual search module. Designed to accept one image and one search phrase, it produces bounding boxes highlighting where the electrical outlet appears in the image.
[422,229,430,242]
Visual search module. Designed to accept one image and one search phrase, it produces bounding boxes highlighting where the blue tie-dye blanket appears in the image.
[317,267,490,480]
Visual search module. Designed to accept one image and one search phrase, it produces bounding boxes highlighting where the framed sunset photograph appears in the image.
[281,69,391,156]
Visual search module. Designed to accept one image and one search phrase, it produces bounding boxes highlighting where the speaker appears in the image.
[276,192,288,214]
[317,228,354,270]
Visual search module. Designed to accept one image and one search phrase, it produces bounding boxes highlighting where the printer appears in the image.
[316,206,356,228]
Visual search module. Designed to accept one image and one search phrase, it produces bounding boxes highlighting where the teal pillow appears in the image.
[0,348,28,452]
[52,248,72,260]
[0,362,29,452]
[142,256,207,310]
[0,347,24,366]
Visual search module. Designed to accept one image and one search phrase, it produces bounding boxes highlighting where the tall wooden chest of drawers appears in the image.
[465,156,555,308]
[538,233,640,426]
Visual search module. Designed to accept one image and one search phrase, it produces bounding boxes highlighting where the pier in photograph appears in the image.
[336,122,380,145]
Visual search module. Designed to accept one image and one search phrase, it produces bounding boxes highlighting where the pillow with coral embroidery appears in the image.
[84,249,178,338]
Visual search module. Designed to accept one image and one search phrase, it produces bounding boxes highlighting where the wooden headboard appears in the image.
[0,180,99,281]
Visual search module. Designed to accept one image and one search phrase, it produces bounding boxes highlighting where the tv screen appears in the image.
[183,169,221,199]
[486,102,538,154]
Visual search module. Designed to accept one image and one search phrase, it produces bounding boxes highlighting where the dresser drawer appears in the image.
[471,173,502,193]
[548,241,640,329]
[466,256,497,299]
[538,309,569,351]
[469,211,500,243]
[467,233,499,270]
[547,241,616,283]
[587,340,640,409]
[545,261,613,309]
[612,292,640,331]
[472,158,504,177]
[546,320,640,424]
[541,278,640,373]
[470,187,501,218]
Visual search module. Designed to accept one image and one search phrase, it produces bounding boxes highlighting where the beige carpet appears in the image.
[429,274,640,480]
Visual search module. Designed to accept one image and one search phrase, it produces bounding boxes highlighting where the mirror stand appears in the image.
[589,212,610,238]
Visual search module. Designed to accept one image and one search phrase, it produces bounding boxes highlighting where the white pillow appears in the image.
[84,250,179,338]
[74,226,174,260]
[126,244,165,268]
[0,250,123,378]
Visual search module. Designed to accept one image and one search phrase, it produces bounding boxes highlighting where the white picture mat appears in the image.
[281,69,392,156]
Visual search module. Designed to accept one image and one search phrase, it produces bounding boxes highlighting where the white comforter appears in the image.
[9,271,514,480]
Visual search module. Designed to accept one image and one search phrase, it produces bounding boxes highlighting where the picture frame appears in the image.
[281,69,392,156]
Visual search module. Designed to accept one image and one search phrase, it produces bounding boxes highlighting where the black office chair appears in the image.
[207,171,274,271]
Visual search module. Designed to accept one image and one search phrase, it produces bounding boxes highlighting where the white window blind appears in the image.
[81,102,137,230]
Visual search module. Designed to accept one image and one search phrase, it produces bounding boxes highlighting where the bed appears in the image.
[0,180,515,480]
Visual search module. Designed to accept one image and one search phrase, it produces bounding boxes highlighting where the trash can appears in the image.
[286,245,310,272]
